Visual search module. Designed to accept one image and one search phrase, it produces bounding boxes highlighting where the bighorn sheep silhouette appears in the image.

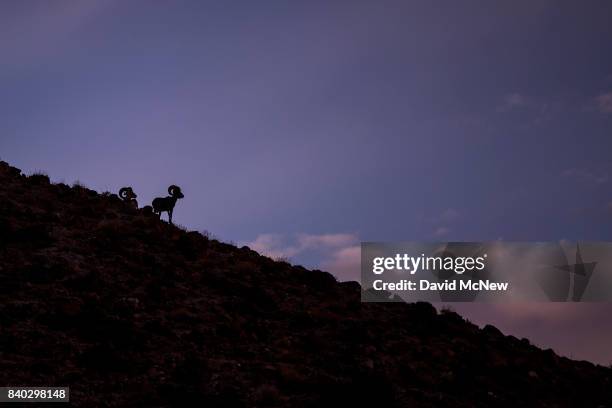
[118,187,138,208]
[152,185,184,224]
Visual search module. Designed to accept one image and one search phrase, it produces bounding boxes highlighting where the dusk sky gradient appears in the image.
[2,1,612,364]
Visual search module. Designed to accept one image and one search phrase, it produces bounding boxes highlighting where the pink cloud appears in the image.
[246,233,301,260]
[497,92,529,112]
[596,92,612,114]
[296,233,357,249]
[321,245,361,282]
[246,232,361,281]
[562,168,608,185]
[432,226,450,237]
[245,232,358,262]
[451,303,612,365]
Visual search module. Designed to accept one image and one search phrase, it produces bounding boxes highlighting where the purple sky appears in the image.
[2,1,612,364]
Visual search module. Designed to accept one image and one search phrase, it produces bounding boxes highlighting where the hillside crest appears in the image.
[0,160,610,407]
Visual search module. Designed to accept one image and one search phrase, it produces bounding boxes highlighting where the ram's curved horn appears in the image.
[168,185,181,196]
[119,187,131,199]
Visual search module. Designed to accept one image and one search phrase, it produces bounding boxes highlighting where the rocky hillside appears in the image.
[0,160,611,407]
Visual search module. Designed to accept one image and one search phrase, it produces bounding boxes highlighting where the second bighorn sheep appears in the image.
[152,185,184,224]
[119,187,138,208]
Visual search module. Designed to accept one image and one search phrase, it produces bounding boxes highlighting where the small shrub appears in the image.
[439,305,455,315]
[29,171,50,184]
[174,223,188,231]
[274,256,291,264]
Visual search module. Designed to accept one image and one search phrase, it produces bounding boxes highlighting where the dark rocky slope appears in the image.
[0,160,611,407]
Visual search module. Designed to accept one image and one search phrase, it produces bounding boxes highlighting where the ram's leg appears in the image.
[169,209,173,224]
